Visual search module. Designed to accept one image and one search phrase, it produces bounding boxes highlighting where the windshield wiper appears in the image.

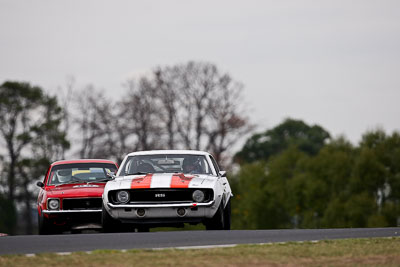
[55,179,82,187]
[126,172,148,176]
[86,178,111,183]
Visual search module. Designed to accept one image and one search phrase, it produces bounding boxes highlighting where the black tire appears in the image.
[38,211,52,235]
[71,229,81,234]
[205,202,225,230]
[102,203,120,233]
[223,198,231,230]
[136,227,150,232]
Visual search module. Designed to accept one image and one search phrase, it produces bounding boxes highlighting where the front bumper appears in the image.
[105,200,217,222]
[107,200,214,209]
[43,209,101,214]
[42,209,102,228]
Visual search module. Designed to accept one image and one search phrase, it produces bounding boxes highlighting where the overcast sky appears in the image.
[1,0,399,144]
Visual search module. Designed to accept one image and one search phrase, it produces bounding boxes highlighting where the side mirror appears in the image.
[36,181,45,188]
[106,171,116,180]
[219,171,227,177]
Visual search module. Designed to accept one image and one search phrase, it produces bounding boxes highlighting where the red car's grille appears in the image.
[62,198,102,210]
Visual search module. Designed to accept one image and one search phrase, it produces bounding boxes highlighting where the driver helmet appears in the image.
[182,156,200,173]
[57,169,72,183]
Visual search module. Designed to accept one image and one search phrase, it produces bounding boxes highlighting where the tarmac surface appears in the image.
[0,228,399,255]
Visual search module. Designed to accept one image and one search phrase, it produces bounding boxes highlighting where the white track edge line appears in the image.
[23,240,322,257]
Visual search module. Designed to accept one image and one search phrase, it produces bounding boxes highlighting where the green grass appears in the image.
[1,237,399,267]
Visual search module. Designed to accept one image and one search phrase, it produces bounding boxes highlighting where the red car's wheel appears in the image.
[38,211,53,235]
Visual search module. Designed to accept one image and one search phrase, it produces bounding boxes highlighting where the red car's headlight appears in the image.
[48,199,60,210]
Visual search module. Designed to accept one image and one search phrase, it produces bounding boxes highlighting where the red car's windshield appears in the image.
[47,163,117,186]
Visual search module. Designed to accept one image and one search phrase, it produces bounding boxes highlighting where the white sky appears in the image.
[1,0,399,145]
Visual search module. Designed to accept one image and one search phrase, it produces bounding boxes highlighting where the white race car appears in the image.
[102,150,232,232]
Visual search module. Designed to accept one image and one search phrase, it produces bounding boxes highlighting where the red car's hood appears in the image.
[47,183,105,198]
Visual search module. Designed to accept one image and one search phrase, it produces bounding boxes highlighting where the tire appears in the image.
[71,229,81,234]
[102,203,120,233]
[223,199,231,230]
[136,227,150,232]
[38,211,53,235]
[205,202,225,230]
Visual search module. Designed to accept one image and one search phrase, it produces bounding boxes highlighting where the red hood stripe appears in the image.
[170,173,194,188]
[131,174,153,189]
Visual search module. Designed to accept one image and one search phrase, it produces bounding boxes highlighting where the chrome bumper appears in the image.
[105,199,220,220]
[107,200,214,209]
[42,209,101,214]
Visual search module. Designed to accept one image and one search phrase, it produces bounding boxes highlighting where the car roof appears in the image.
[125,150,211,157]
[51,159,117,166]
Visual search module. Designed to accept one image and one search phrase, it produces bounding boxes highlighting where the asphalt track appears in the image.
[0,228,399,255]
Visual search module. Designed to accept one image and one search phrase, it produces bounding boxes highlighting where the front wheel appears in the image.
[205,203,225,230]
[136,227,150,232]
[223,199,231,230]
[38,210,53,235]
[102,203,121,233]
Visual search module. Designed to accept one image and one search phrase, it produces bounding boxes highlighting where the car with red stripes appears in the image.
[36,159,118,234]
[101,150,232,232]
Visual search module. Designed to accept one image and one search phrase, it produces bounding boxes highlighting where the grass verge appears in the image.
[1,237,399,267]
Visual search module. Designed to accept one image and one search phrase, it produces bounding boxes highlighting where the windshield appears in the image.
[120,154,213,176]
[47,163,117,186]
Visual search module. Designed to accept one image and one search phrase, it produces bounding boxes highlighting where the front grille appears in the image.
[109,189,213,204]
[62,198,102,210]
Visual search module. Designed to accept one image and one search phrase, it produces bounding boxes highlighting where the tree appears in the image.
[235,118,330,163]
[73,85,106,159]
[232,125,400,229]
[153,67,180,149]
[354,130,400,226]
[150,61,252,165]
[0,194,16,234]
[71,80,164,163]
[70,61,252,167]
[232,146,309,229]
[0,81,69,234]
[120,78,164,152]
[0,82,44,202]
[205,73,253,163]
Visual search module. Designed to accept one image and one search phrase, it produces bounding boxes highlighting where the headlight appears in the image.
[48,199,59,210]
[192,190,205,202]
[117,190,130,203]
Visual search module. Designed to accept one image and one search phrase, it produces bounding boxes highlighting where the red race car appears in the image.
[36,159,118,234]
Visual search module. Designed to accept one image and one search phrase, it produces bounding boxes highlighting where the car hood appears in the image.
[47,184,105,198]
[107,173,218,190]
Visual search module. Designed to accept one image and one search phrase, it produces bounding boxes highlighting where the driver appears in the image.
[182,157,202,174]
[57,169,72,183]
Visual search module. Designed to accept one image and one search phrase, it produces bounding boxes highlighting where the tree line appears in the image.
[1,61,399,234]
[71,61,252,164]
[231,119,400,229]
[0,61,252,234]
